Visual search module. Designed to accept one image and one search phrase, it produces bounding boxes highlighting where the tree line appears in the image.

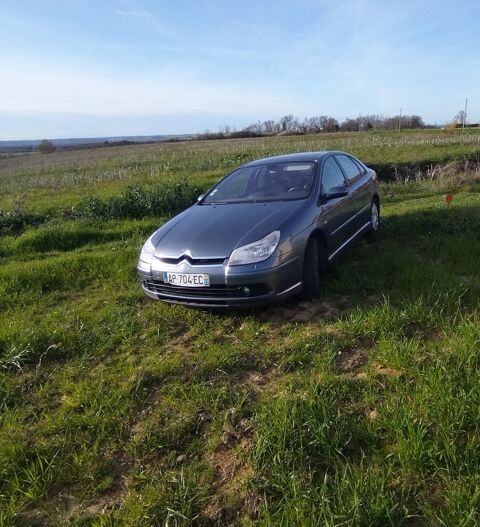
[199,113,425,140]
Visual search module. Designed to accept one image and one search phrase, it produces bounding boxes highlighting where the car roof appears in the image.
[242,151,347,167]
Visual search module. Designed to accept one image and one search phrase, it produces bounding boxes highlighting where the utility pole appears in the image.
[398,108,402,132]
[358,113,361,132]
[462,98,468,131]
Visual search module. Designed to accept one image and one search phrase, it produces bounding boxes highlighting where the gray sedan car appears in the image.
[137,151,380,307]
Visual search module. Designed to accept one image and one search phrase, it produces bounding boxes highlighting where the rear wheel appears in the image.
[301,238,323,299]
[366,199,380,242]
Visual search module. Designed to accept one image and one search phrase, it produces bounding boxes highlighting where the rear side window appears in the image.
[321,157,346,194]
[335,155,361,182]
[352,157,366,174]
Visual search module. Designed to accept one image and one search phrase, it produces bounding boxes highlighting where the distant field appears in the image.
[1,128,480,214]
[0,130,479,526]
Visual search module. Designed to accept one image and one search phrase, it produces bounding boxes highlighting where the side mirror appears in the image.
[324,185,348,200]
[197,194,205,202]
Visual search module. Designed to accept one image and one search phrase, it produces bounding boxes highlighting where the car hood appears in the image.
[152,200,307,259]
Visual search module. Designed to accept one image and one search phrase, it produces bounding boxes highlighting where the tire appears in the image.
[301,238,322,300]
[366,199,380,243]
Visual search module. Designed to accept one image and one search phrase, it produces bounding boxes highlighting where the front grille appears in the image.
[156,256,226,266]
[144,280,270,301]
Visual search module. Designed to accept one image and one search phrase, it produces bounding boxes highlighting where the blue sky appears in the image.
[1,0,479,139]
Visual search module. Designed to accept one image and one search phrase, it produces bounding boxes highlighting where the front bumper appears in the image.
[137,256,302,308]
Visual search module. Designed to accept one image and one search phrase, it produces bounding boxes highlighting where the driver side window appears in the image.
[321,157,346,194]
[212,167,253,200]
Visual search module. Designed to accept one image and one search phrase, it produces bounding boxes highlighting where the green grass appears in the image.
[0,131,479,526]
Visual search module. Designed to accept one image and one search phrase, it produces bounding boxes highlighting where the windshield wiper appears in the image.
[208,200,248,204]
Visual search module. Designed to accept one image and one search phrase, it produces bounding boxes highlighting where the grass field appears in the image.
[1,130,479,526]
[1,128,480,215]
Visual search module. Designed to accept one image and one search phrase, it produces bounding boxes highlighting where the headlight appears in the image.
[139,235,156,263]
[228,231,280,266]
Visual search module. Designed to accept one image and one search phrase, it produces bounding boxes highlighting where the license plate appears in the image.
[163,272,210,287]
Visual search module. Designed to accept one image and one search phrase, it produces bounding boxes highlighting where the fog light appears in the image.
[242,286,251,296]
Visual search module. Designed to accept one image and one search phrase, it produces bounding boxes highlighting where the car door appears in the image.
[334,154,371,231]
[317,155,351,256]
[352,157,375,225]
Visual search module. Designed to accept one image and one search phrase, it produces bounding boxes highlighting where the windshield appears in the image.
[203,162,316,204]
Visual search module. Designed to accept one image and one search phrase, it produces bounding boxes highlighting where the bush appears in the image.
[0,183,204,236]
[36,139,56,154]
[76,183,202,220]
[0,208,43,234]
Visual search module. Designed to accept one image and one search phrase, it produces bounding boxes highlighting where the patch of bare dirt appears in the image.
[80,455,129,517]
[244,490,263,518]
[373,364,403,378]
[17,508,49,526]
[220,408,254,448]
[403,322,446,342]
[234,367,278,395]
[84,487,125,516]
[210,446,253,489]
[201,407,260,523]
[20,467,128,526]
[335,347,368,373]
[203,444,256,524]
[259,296,352,324]
[202,495,243,525]
[127,383,164,440]
[169,327,196,348]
